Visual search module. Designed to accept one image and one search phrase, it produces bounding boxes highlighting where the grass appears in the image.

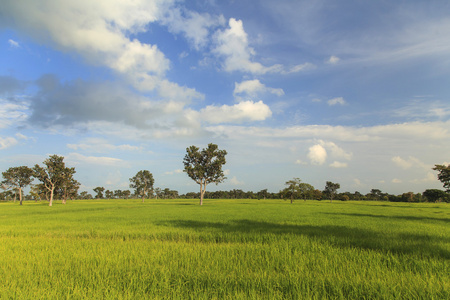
[0,199,448,299]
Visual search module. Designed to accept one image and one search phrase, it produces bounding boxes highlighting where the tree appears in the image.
[59,166,79,203]
[93,187,105,199]
[183,143,227,205]
[129,170,154,203]
[432,164,450,192]
[423,189,448,202]
[323,181,340,202]
[2,166,34,205]
[33,155,73,206]
[282,178,302,203]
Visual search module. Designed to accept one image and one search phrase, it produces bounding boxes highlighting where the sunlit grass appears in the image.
[0,199,448,299]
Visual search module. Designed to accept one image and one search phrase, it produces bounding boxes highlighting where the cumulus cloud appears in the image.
[392,156,429,170]
[1,0,204,99]
[328,97,347,106]
[0,137,18,150]
[213,18,282,74]
[329,161,348,168]
[229,176,245,185]
[307,144,327,165]
[233,79,284,97]
[200,100,272,124]
[327,55,340,64]
[160,7,225,50]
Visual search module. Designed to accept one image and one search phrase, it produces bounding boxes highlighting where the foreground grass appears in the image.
[0,199,448,299]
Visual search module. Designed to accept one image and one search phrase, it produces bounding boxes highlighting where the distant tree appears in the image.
[79,191,92,199]
[34,155,72,206]
[93,187,105,199]
[59,166,79,203]
[2,166,34,205]
[105,189,114,199]
[423,189,448,202]
[183,143,227,205]
[323,181,340,202]
[282,178,303,203]
[122,190,131,199]
[432,164,450,192]
[312,189,322,200]
[257,189,268,200]
[129,170,154,203]
[154,187,162,199]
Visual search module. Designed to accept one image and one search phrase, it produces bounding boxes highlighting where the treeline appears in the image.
[1,154,450,204]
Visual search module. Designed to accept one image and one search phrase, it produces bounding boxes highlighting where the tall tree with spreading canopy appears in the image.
[2,166,34,205]
[33,155,74,206]
[129,170,154,203]
[93,187,105,199]
[324,181,340,202]
[183,143,227,205]
[433,164,450,193]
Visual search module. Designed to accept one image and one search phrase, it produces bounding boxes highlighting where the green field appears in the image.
[0,199,448,299]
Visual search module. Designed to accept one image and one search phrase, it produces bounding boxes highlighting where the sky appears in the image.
[1,0,449,196]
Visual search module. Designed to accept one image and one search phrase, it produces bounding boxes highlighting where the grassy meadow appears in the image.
[0,199,448,299]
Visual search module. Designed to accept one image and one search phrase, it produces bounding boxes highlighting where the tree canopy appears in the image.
[129,170,154,202]
[183,143,227,205]
[2,166,34,205]
[433,164,450,193]
[324,181,340,202]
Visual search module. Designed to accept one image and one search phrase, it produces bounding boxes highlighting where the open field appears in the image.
[0,199,448,299]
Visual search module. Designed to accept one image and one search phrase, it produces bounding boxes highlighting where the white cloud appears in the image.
[213,18,282,74]
[200,100,272,124]
[307,144,327,165]
[66,153,129,167]
[329,161,348,168]
[1,0,205,100]
[229,176,244,185]
[67,138,142,153]
[392,178,402,183]
[327,97,347,106]
[0,137,18,150]
[282,62,316,74]
[233,79,284,97]
[319,140,352,160]
[392,156,413,169]
[392,156,429,170]
[8,39,20,48]
[327,55,340,64]
[164,169,183,175]
[160,7,225,50]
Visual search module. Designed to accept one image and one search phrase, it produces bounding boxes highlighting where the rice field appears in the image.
[0,199,448,299]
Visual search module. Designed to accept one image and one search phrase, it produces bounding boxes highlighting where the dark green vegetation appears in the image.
[0,199,448,299]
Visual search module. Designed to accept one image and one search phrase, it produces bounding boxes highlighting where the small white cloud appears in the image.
[8,39,20,48]
[327,55,340,64]
[392,178,402,183]
[283,62,316,74]
[234,79,284,97]
[392,156,413,169]
[295,159,307,165]
[0,137,18,150]
[229,176,244,185]
[327,97,347,106]
[67,153,129,167]
[329,161,348,168]
[200,100,272,124]
[164,169,183,175]
[307,144,327,165]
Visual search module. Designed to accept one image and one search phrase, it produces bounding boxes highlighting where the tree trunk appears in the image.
[199,182,204,206]
[19,188,23,205]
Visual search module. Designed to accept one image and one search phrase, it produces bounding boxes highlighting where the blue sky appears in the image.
[1,0,449,195]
